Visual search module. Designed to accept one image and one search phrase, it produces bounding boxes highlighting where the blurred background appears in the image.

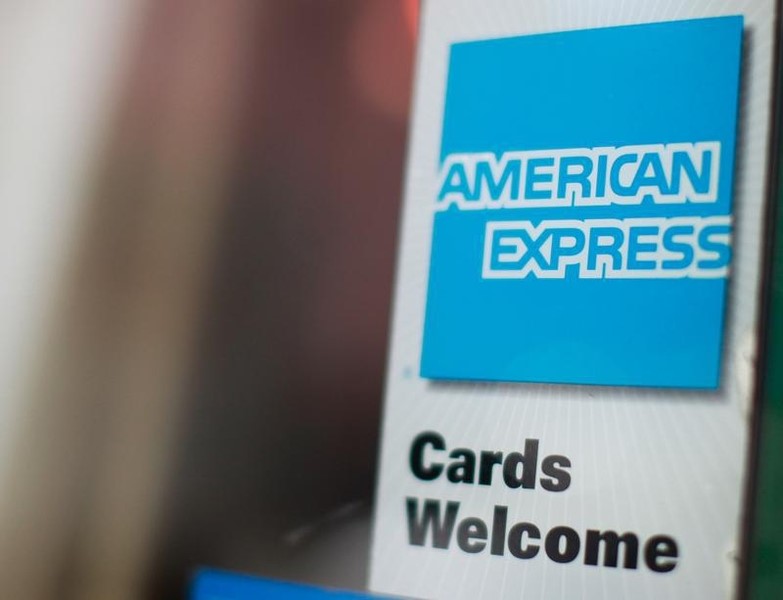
[0,1,417,598]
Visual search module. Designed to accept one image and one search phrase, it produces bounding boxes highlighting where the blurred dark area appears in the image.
[150,1,412,596]
[0,1,415,598]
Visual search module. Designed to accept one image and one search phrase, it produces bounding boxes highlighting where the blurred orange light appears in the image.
[404,0,419,38]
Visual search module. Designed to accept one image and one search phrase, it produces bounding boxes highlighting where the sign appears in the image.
[423,17,741,388]
[191,570,383,600]
[370,2,779,599]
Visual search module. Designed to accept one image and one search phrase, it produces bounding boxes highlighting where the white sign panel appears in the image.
[370,1,777,599]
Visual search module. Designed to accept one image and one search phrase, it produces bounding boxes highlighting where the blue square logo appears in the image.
[421,17,743,388]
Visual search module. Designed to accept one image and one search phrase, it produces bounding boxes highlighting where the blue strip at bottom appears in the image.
[191,569,390,600]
